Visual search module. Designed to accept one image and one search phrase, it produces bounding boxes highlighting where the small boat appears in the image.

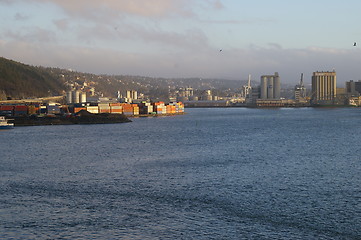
[0,116,14,130]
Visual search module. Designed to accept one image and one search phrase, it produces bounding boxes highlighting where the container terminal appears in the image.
[0,101,185,126]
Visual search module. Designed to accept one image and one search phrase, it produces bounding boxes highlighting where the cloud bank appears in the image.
[1,0,361,85]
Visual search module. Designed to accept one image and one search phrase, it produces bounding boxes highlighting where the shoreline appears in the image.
[9,112,186,127]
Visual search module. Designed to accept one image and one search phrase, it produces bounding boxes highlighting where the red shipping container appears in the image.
[15,105,28,111]
[1,105,14,111]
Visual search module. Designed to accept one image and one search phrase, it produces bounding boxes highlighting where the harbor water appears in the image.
[0,108,360,239]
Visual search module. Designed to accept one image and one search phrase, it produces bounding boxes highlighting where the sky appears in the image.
[1,0,361,85]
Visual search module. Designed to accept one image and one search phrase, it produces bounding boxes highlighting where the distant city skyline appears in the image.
[1,0,361,84]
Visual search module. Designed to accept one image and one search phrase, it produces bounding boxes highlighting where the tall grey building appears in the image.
[260,72,280,99]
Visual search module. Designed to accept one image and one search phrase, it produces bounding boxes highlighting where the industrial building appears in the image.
[311,71,337,104]
[66,90,87,104]
[345,80,361,96]
[294,73,307,102]
[260,72,281,99]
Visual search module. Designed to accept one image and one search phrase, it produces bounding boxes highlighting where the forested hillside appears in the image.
[0,57,64,100]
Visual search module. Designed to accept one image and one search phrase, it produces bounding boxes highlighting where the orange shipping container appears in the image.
[99,109,110,113]
[110,106,122,109]
[28,105,38,115]
[109,103,121,107]
[110,109,122,114]
[74,107,86,113]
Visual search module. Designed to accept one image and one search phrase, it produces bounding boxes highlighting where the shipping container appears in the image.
[86,106,99,114]
[14,111,27,116]
[139,105,153,114]
[99,109,111,113]
[98,104,110,113]
[73,107,86,113]
[109,103,121,107]
[14,105,28,111]
[123,111,133,115]
[110,107,123,114]
[0,105,14,111]
[39,106,47,114]
[0,110,13,116]
[133,107,139,115]
[28,105,38,115]
[14,105,28,116]
[47,105,61,114]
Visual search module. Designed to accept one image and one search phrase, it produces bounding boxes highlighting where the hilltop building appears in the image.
[176,87,194,102]
[260,72,281,99]
[311,71,336,104]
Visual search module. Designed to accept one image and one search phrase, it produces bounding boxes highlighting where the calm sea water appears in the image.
[1,108,360,239]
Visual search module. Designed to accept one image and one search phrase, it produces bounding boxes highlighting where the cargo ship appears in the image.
[0,116,14,130]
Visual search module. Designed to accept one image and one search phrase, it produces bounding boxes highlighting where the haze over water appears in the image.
[1,108,360,239]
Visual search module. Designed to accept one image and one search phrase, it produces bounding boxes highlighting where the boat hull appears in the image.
[0,125,14,130]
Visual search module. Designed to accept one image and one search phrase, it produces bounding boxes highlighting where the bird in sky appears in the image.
[354,42,357,46]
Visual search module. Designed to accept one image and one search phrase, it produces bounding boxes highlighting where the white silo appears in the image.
[260,76,268,99]
[66,91,72,104]
[80,92,87,103]
[132,91,138,100]
[72,90,80,103]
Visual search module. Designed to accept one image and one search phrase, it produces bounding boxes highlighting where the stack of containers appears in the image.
[139,102,153,114]
[179,102,185,113]
[166,105,172,114]
[14,105,28,116]
[70,103,86,113]
[28,104,40,115]
[0,105,14,116]
[98,103,111,113]
[73,106,86,113]
[153,102,166,114]
[169,102,184,113]
[132,104,139,115]
[146,104,154,114]
[110,103,123,114]
[47,104,61,114]
[60,105,70,114]
[86,106,99,114]
[40,105,47,114]
[121,103,133,115]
